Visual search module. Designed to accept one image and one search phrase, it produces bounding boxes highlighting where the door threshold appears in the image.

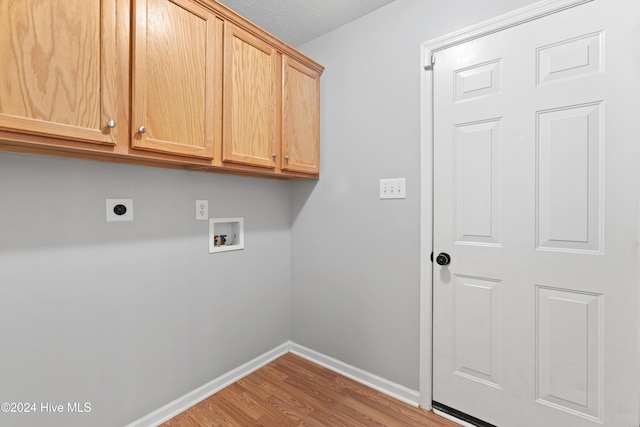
[432,401,496,427]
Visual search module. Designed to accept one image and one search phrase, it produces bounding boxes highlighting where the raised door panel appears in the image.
[453,275,503,388]
[0,0,118,145]
[223,23,278,169]
[536,102,602,253]
[454,119,502,246]
[536,286,602,421]
[132,0,221,159]
[281,57,320,175]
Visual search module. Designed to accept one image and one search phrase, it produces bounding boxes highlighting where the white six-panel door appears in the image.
[431,1,640,425]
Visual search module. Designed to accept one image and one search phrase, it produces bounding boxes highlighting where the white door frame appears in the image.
[418,0,597,409]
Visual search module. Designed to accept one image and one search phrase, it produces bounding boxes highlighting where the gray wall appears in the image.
[0,152,291,427]
[291,0,540,391]
[0,1,547,426]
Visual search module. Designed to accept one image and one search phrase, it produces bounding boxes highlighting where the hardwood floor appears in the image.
[161,353,460,426]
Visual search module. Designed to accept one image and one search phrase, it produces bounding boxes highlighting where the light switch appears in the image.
[379,178,406,199]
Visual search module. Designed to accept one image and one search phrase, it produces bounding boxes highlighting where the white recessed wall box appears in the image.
[209,217,244,253]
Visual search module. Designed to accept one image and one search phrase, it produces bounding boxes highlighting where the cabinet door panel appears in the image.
[223,23,278,169]
[282,57,320,175]
[132,0,221,159]
[0,0,118,145]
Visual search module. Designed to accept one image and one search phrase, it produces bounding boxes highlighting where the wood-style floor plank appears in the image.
[161,353,460,427]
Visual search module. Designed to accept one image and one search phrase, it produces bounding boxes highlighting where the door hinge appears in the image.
[424,54,435,70]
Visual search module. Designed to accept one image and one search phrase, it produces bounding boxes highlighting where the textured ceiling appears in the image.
[215,0,396,46]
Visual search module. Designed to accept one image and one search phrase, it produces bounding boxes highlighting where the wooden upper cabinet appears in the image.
[281,57,321,175]
[131,0,222,159]
[0,0,322,178]
[223,23,279,169]
[0,0,118,145]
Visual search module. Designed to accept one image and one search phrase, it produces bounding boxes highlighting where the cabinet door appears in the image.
[223,23,279,169]
[0,0,118,145]
[132,0,221,159]
[282,57,321,175]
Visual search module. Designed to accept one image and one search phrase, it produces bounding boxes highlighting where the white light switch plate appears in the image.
[380,178,406,199]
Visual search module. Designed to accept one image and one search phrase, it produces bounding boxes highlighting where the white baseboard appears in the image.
[125,341,422,426]
[124,342,289,427]
[289,342,421,407]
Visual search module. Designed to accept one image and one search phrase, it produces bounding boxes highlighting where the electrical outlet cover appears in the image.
[106,198,133,222]
[196,200,209,220]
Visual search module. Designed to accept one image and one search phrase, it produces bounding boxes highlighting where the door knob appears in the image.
[436,253,451,266]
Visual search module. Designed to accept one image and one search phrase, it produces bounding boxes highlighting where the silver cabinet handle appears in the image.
[272,153,278,158]
[284,155,290,161]
[138,126,147,134]
[106,120,116,129]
